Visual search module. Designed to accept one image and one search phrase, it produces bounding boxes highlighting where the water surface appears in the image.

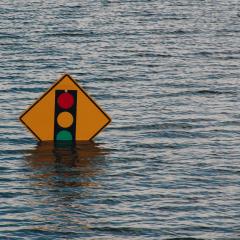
[0,0,240,239]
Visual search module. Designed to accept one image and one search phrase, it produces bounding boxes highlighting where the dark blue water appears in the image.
[0,1,240,239]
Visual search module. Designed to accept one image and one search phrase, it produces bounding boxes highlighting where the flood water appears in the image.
[0,0,240,239]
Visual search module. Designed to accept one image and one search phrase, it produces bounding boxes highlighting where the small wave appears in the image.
[166,238,204,240]
[163,90,236,98]
[195,90,235,95]
[89,226,161,235]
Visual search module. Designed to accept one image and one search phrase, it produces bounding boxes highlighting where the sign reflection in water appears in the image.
[25,142,109,189]
[22,142,109,233]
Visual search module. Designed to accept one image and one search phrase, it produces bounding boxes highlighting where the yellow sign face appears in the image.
[20,74,111,141]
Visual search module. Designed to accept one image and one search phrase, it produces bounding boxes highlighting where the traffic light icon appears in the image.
[54,90,77,141]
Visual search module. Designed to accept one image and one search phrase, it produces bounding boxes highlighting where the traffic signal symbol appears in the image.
[20,74,111,141]
[54,90,77,141]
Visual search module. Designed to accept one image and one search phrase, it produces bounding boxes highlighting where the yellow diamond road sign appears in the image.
[20,74,111,141]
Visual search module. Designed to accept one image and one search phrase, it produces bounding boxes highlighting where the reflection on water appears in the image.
[19,142,111,234]
[25,141,108,189]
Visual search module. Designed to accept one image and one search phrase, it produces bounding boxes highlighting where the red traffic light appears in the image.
[57,92,74,109]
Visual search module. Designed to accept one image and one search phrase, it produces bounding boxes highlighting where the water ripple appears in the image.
[0,0,240,239]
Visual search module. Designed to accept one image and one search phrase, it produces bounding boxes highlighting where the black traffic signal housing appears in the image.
[54,90,77,141]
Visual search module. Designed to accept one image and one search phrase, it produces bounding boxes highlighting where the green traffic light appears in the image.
[56,130,73,141]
